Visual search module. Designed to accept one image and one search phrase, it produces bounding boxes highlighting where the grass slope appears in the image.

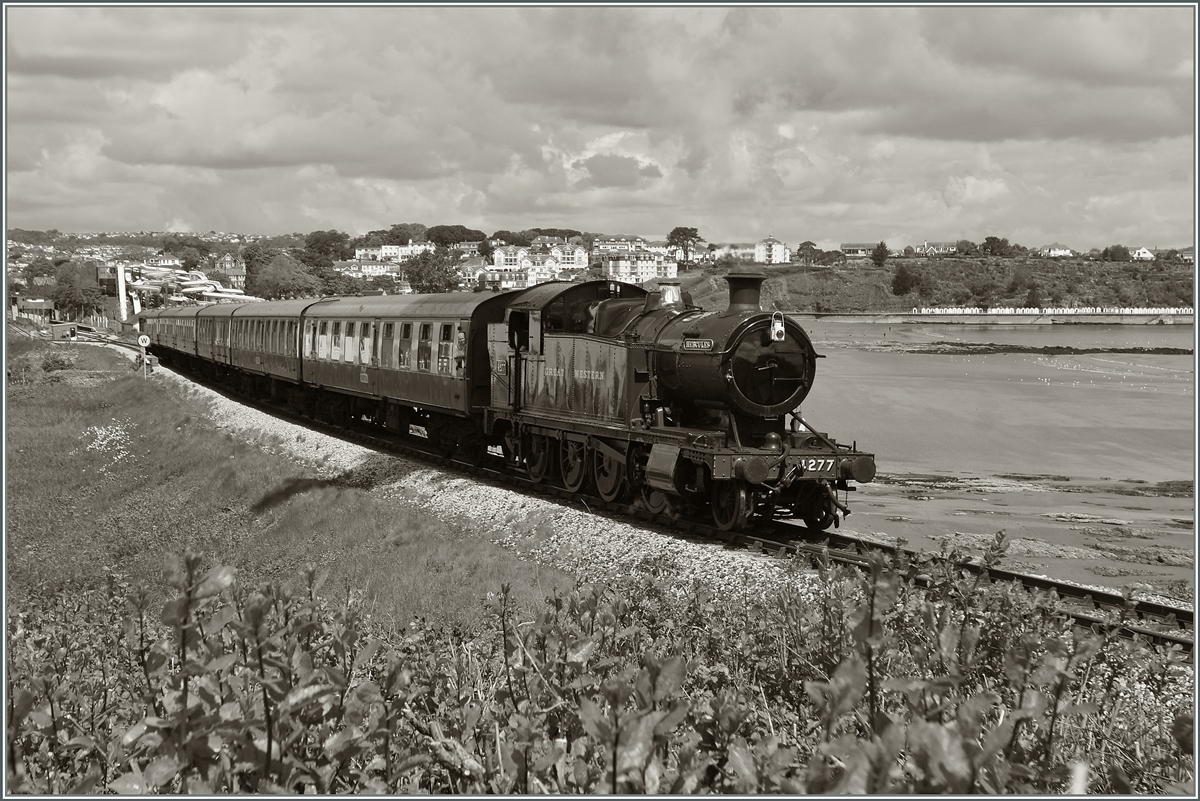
[5,339,572,630]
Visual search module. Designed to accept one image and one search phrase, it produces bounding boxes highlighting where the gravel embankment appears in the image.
[154,365,822,604]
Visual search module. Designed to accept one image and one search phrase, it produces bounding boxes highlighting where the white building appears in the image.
[592,234,647,254]
[754,237,791,264]
[1130,247,1155,261]
[599,249,677,283]
[354,241,436,262]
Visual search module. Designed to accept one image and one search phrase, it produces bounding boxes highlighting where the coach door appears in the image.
[488,322,515,410]
[363,318,382,396]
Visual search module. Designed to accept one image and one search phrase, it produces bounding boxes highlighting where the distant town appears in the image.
[6,225,1195,330]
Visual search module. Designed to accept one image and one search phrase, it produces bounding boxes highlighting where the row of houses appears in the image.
[838,241,1193,261]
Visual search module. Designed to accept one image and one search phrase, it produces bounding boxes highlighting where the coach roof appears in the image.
[300,291,521,320]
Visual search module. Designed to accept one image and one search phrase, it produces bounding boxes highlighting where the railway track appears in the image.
[159,358,1195,654]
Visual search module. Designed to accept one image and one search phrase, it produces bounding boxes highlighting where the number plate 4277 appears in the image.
[799,457,835,474]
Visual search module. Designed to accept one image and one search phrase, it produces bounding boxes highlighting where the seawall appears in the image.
[791,312,1194,325]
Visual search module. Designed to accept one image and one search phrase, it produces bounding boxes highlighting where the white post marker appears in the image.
[138,334,150,378]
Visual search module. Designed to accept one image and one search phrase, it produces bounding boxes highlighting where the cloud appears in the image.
[3,6,1193,248]
[572,154,663,189]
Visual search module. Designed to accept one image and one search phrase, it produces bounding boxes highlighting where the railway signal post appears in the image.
[138,334,150,378]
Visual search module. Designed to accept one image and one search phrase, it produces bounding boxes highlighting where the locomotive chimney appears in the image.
[724,272,766,315]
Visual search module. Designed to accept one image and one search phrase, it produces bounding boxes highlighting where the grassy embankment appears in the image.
[5,336,572,626]
[676,258,1195,314]
[5,336,1195,794]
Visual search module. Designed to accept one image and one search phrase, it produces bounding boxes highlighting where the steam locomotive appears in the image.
[139,272,875,531]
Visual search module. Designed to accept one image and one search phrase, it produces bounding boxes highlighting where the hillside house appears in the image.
[1041,243,1074,258]
[917,241,957,256]
[213,253,247,289]
[840,243,876,258]
[1130,247,1155,261]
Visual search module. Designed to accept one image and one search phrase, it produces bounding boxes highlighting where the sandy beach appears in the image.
[793,322,1195,601]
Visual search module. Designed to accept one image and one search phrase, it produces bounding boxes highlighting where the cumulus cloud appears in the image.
[4,6,1194,248]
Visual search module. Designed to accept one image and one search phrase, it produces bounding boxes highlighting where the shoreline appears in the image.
[790,312,1194,325]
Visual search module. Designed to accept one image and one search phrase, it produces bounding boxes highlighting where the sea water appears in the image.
[798,325,1195,484]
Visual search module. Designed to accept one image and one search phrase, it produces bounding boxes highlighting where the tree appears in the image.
[240,242,277,284]
[666,227,702,266]
[1007,265,1034,294]
[795,241,819,264]
[22,256,56,288]
[477,239,495,261]
[302,230,352,267]
[386,223,427,245]
[250,253,321,299]
[870,241,890,269]
[427,225,486,247]
[1025,283,1044,308]
[956,239,978,257]
[892,262,919,295]
[490,229,532,247]
[406,248,461,293]
[1101,245,1131,262]
[51,264,105,319]
[981,236,1011,257]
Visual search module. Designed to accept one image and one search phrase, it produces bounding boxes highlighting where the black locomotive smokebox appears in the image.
[723,272,767,315]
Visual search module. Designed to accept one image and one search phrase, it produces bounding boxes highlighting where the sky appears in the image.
[4,4,1196,252]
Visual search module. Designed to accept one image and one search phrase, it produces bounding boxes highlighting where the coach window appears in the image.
[331,321,342,361]
[398,323,412,368]
[305,321,315,357]
[381,323,394,368]
[437,323,453,375]
[345,321,357,363]
[417,323,432,371]
[318,321,330,359]
[287,322,297,355]
[360,322,374,366]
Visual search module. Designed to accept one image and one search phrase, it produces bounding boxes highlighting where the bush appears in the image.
[6,542,1193,794]
[40,349,77,372]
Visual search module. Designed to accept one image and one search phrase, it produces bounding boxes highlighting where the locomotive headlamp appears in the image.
[770,312,786,342]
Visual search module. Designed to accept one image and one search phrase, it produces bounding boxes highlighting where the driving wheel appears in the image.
[592,445,627,502]
[711,479,752,531]
[560,439,589,493]
[641,487,678,518]
[527,434,556,483]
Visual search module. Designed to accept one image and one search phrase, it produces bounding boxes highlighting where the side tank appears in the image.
[647,273,818,417]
